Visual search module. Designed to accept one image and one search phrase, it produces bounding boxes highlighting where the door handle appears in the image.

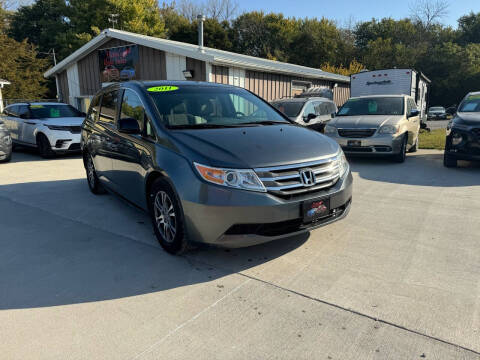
[24,121,37,125]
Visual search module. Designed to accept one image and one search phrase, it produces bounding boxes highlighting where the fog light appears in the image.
[451,133,463,146]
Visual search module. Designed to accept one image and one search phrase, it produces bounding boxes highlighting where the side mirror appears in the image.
[118,117,140,134]
[305,113,316,123]
[408,109,420,118]
[331,112,336,118]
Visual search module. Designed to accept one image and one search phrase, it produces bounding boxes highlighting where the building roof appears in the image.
[44,29,350,83]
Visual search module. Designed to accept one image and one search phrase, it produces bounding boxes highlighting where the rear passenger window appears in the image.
[99,91,119,125]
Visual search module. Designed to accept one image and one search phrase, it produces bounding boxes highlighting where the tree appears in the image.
[322,60,365,76]
[409,0,449,29]
[289,18,342,68]
[458,12,480,44]
[8,0,69,55]
[0,33,49,99]
[176,0,238,22]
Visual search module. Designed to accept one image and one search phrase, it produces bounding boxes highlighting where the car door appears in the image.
[301,102,316,125]
[94,90,120,186]
[17,105,38,145]
[407,98,420,146]
[3,105,21,141]
[111,88,155,207]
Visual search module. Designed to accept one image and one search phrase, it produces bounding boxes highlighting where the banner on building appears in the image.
[99,45,139,82]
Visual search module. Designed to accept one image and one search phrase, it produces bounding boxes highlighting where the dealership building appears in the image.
[44,28,350,112]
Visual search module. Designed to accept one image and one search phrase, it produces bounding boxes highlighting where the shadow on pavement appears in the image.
[0,178,308,310]
[348,152,480,187]
[10,146,82,163]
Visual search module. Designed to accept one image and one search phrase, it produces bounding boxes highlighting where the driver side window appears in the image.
[303,102,315,118]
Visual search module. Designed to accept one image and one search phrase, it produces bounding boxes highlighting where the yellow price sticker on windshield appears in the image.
[147,86,179,92]
[30,105,44,108]
[468,94,480,100]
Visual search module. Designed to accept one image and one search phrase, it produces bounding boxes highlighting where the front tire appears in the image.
[148,178,189,254]
[443,153,457,168]
[85,154,105,194]
[37,134,55,158]
[393,134,407,163]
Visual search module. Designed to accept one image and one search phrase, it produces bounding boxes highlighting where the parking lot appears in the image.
[1,149,479,359]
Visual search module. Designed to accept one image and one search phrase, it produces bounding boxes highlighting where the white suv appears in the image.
[1,102,85,157]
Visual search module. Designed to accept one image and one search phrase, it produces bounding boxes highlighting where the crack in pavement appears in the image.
[186,256,480,357]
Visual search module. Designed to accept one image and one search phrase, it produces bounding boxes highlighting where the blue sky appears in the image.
[235,0,479,28]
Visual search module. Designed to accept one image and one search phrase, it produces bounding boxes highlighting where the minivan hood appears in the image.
[331,115,403,129]
[42,117,85,126]
[169,124,340,168]
[454,112,480,126]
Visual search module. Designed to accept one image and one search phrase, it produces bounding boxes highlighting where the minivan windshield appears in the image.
[271,101,304,117]
[458,95,480,113]
[29,104,84,119]
[338,97,404,116]
[148,86,289,128]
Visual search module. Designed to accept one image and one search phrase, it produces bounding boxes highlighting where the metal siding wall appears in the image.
[186,57,206,81]
[333,84,350,107]
[77,38,167,96]
[211,65,229,84]
[57,71,69,103]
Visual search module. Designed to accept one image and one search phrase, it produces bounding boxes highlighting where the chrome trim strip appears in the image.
[254,155,338,172]
[265,173,339,191]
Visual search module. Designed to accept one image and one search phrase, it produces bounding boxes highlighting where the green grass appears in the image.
[419,129,446,150]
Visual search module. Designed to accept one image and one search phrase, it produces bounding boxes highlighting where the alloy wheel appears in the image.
[87,157,96,188]
[154,191,177,243]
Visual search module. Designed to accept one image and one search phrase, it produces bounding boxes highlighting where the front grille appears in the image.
[255,157,340,198]
[69,126,82,134]
[338,128,376,138]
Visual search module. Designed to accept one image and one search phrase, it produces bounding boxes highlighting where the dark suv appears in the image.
[81,81,352,254]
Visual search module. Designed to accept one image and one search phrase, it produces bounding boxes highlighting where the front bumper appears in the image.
[428,114,447,120]
[181,171,353,248]
[326,132,404,155]
[445,128,480,161]
[44,130,81,152]
[0,133,12,160]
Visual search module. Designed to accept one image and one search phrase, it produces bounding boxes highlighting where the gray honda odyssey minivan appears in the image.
[81,81,352,254]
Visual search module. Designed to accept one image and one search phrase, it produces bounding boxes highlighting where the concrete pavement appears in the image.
[0,149,479,359]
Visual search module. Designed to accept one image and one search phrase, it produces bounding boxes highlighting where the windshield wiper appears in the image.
[166,123,242,129]
[236,120,287,126]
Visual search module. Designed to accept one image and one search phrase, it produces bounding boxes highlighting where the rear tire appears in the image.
[148,178,189,255]
[393,134,407,163]
[85,154,105,194]
[37,134,55,158]
[443,153,457,168]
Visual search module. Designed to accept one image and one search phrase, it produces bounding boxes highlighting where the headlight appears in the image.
[378,124,399,134]
[324,125,337,134]
[46,125,70,131]
[336,151,349,177]
[194,163,266,192]
[451,132,463,146]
